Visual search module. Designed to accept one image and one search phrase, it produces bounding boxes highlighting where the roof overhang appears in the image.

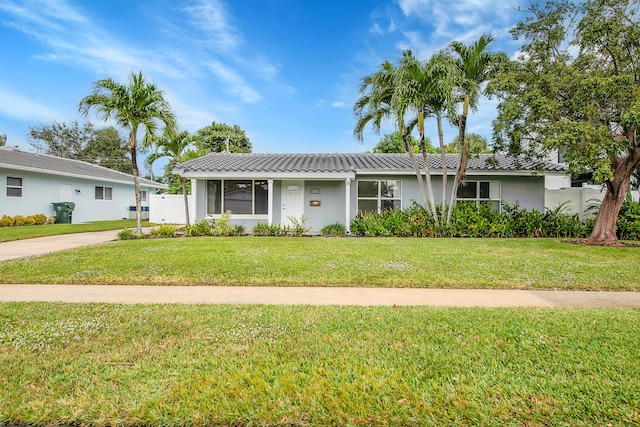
[177,170,357,180]
[0,163,168,189]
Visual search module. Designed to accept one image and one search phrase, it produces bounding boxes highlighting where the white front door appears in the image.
[281,180,304,227]
[59,184,72,201]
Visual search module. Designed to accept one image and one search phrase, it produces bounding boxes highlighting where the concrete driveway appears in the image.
[0,230,120,261]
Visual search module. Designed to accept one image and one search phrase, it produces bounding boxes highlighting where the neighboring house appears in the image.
[0,146,167,223]
[173,153,569,233]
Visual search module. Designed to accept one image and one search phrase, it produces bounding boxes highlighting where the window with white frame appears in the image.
[6,177,23,197]
[141,190,147,202]
[95,186,113,200]
[206,179,269,215]
[357,180,402,213]
[457,181,501,211]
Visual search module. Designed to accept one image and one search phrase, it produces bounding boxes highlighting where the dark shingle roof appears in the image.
[174,153,566,174]
[0,146,166,188]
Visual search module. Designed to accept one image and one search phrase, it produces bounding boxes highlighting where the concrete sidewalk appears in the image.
[1,284,639,307]
[0,230,120,261]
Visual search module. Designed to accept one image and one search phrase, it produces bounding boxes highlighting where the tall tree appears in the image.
[79,71,175,235]
[146,129,198,226]
[447,35,506,223]
[196,122,252,153]
[489,0,640,245]
[445,133,492,155]
[29,121,94,159]
[407,52,460,221]
[354,57,435,222]
[84,127,133,174]
[372,131,428,153]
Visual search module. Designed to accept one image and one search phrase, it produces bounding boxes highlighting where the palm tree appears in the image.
[353,57,434,220]
[406,52,460,223]
[79,71,175,235]
[146,129,197,226]
[446,34,506,223]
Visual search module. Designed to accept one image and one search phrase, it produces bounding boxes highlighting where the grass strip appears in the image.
[0,303,638,426]
[0,220,150,242]
[0,237,638,290]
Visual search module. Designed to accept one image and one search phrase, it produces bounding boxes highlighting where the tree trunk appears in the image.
[437,113,448,223]
[403,132,430,212]
[420,133,439,227]
[447,111,468,224]
[181,176,191,227]
[584,144,640,245]
[131,145,142,236]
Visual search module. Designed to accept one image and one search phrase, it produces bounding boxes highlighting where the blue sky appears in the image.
[0,0,529,173]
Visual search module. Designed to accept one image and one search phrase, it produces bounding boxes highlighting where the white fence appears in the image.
[545,187,604,218]
[149,194,193,224]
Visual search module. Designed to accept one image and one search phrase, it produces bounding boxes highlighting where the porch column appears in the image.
[268,179,274,225]
[191,179,198,224]
[345,178,352,233]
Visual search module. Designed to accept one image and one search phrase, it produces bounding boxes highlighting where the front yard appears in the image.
[1,303,638,426]
[0,237,638,290]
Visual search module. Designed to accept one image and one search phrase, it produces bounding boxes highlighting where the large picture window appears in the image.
[6,177,23,197]
[357,180,401,213]
[207,179,269,215]
[457,181,501,211]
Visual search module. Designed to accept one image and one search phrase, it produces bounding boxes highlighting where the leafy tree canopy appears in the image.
[372,132,436,154]
[488,0,640,244]
[29,121,132,174]
[196,122,252,153]
[0,133,6,146]
[445,133,491,155]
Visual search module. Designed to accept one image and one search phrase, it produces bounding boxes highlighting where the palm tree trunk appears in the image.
[437,112,447,223]
[419,133,439,227]
[403,133,430,211]
[131,146,142,236]
[180,176,190,226]
[447,96,470,224]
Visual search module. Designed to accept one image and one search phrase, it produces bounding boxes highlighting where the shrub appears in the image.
[29,214,48,225]
[150,224,179,238]
[0,215,14,227]
[12,215,27,227]
[320,223,347,237]
[211,211,235,236]
[288,215,311,236]
[118,228,141,240]
[187,219,212,237]
[253,222,281,236]
[232,224,246,235]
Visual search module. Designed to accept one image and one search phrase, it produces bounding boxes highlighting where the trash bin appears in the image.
[52,202,76,224]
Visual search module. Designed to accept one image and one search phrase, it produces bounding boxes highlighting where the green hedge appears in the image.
[350,198,640,240]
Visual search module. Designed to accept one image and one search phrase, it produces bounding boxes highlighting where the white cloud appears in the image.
[0,86,60,122]
[205,61,261,104]
[183,0,242,51]
[332,101,346,108]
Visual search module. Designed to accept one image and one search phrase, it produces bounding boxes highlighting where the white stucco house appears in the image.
[0,146,167,223]
[172,152,570,233]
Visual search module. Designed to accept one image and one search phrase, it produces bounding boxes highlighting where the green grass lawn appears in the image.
[0,220,150,242]
[1,236,638,290]
[1,303,638,426]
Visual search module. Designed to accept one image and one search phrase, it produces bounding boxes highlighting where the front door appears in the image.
[281,180,304,227]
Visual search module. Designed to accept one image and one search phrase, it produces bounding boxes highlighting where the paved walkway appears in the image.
[1,231,638,308]
[1,285,639,307]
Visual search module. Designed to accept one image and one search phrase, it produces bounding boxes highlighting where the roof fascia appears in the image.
[179,170,356,180]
